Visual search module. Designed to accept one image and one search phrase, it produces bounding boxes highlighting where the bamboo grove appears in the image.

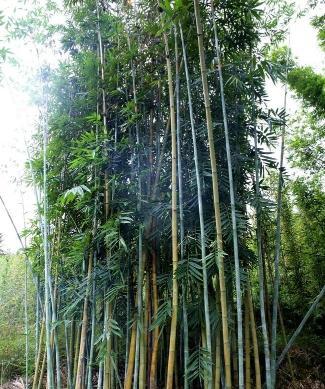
[15,0,322,388]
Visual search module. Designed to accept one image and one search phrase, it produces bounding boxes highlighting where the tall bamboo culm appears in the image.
[209,2,244,387]
[179,22,212,388]
[193,1,231,387]
[42,78,54,389]
[162,28,179,389]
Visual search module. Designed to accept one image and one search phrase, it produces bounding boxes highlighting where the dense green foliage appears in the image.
[0,0,323,388]
[288,67,325,114]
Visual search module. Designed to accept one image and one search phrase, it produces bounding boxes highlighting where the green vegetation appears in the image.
[0,0,324,388]
[0,254,35,383]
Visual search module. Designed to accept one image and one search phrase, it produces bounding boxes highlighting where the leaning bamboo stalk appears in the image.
[192,1,231,386]
[209,2,243,386]
[37,348,47,389]
[277,285,325,368]
[0,194,43,310]
[266,247,296,380]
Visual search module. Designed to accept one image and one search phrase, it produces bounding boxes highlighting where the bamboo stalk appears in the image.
[87,253,97,389]
[37,348,46,389]
[277,285,325,368]
[149,251,159,389]
[244,293,251,389]
[42,82,55,389]
[210,2,244,386]
[270,47,289,387]
[133,228,144,389]
[139,273,148,389]
[175,24,189,389]
[32,320,45,389]
[64,321,73,389]
[192,1,232,386]
[75,252,94,389]
[179,21,213,388]
[254,122,272,388]
[124,321,137,389]
[247,288,261,389]
[161,27,179,389]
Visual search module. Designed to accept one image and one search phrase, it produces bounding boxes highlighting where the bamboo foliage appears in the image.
[14,1,302,388]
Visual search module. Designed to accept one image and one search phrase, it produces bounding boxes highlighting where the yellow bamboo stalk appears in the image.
[149,251,159,389]
[139,273,148,389]
[192,0,231,386]
[75,252,93,389]
[124,322,137,389]
[32,319,45,389]
[37,347,46,389]
[161,28,178,389]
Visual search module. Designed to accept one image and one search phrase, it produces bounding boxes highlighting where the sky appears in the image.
[0,0,324,251]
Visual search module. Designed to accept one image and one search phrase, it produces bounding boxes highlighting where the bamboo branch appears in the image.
[276,285,325,368]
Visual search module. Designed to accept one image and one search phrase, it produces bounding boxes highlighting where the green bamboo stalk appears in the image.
[162,26,179,389]
[35,277,40,365]
[175,26,189,389]
[20,192,29,389]
[50,278,61,389]
[87,254,97,389]
[179,22,212,388]
[24,262,29,389]
[192,1,232,386]
[42,83,55,388]
[133,227,144,389]
[64,321,73,389]
[254,123,272,388]
[270,46,289,388]
[209,3,243,386]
